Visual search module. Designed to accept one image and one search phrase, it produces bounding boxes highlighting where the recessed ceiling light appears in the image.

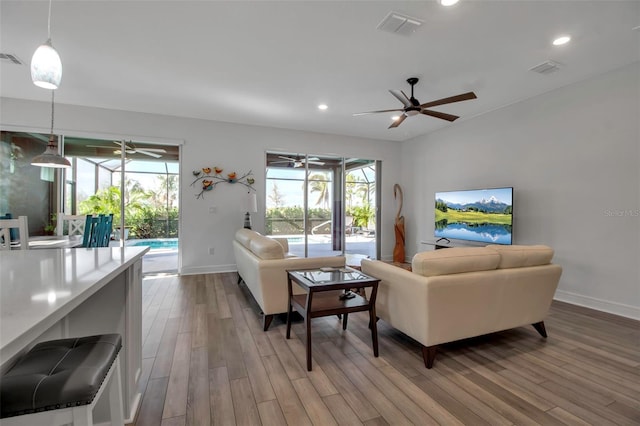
[552,35,571,46]
[318,104,328,110]
[440,0,459,6]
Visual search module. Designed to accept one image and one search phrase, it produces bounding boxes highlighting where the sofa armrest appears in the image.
[255,255,346,315]
[271,237,290,254]
[361,259,432,342]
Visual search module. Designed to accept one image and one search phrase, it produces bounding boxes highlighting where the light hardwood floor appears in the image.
[132,273,640,425]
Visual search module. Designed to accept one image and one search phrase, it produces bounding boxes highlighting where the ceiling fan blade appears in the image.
[389,90,412,108]
[388,114,407,129]
[136,149,162,158]
[300,157,324,165]
[353,108,404,116]
[278,156,297,161]
[419,92,477,109]
[421,109,459,122]
[135,148,166,153]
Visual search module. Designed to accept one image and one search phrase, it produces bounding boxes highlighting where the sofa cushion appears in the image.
[412,247,500,277]
[486,244,554,269]
[249,236,284,260]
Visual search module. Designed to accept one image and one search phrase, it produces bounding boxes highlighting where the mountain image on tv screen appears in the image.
[435,187,513,245]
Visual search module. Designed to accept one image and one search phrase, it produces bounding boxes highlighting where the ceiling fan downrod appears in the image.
[407,77,419,105]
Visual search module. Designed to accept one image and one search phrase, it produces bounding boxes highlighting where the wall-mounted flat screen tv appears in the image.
[435,187,513,245]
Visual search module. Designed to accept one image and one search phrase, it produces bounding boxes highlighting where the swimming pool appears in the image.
[127,238,178,250]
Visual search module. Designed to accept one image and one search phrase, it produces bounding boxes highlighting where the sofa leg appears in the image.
[422,345,437,369]
[237,274,243,285]
[532,321,547,338]
[263,314,274,331]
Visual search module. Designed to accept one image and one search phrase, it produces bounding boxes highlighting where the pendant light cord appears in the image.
[47,0,53,39]
[49,90,56,143]
[50,90,55,135]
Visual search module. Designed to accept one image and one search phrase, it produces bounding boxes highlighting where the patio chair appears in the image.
[83,214,114,248]
[56,213,88,236]
[0,215,29,250]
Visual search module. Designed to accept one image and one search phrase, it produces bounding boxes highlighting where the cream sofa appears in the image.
[361,245,562,368]
[233,229,345,330]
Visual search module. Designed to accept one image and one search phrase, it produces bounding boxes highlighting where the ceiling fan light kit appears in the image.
[354,77,477,129]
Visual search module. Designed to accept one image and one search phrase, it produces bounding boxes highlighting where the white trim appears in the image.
[180,264,238,275]
[124,391,141,424]
[554,290,640,320]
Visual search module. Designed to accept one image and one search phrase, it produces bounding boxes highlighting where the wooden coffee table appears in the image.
[286,267,380,371]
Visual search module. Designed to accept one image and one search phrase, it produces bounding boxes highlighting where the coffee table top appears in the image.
[288,266,378,290]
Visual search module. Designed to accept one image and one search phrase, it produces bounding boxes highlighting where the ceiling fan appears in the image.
[271,155,325,168]
[353,77,477,129]
[87,141,167,158]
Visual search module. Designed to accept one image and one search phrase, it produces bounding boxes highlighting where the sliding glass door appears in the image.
[265,152,379,261]
[62,137,180,274]
[344,159,378,260]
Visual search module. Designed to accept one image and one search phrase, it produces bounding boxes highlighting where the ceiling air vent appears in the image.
[529,60,562,75]
[377,11,423,36]
[0,53,23,65]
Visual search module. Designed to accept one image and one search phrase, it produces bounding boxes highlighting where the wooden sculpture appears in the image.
[393,183,405,263]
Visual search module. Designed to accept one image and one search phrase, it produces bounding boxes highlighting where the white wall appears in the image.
[401,63,640,319]
[0,99,401,274]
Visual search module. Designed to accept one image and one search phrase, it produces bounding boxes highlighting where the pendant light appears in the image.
[31,91,71,168]
[31,0,62,89]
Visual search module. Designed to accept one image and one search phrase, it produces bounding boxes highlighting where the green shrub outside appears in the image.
[78,184,178,239]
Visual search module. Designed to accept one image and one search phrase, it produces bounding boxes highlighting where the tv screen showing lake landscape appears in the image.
[435,187,513,245]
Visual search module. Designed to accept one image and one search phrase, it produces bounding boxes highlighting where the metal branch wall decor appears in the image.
[191,167,255,199]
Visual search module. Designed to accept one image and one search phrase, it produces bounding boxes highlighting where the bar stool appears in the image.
[0,334,124,426]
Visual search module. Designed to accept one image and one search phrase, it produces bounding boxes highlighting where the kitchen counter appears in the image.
[0,246,149,422]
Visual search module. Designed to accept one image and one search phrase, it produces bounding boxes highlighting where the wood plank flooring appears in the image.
[132,273,640,425]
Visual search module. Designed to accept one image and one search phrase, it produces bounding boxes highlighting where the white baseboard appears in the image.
[180,264,237,275]
[554,290,640,320]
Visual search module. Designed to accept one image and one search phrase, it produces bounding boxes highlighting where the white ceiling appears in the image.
[1,1,639,142]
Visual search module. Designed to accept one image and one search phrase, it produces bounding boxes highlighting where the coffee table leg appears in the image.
[342,313,348,330]
[370,307,379,357]
[286,303,292,339]
[306,315,312,371]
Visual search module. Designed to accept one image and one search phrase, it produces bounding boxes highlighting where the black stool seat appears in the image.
[0,334,122,419]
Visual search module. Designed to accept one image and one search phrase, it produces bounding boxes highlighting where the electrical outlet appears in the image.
[208,247,215,255]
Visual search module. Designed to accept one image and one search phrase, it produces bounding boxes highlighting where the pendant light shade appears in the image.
[31,0,62,89]
[31,135,71,168]
[31,39,62,89]
[31,91,70,169]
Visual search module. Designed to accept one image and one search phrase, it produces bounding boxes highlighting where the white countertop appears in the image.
[0,246,149,364]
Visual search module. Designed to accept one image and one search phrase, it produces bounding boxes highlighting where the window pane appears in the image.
[76,158,96,204]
